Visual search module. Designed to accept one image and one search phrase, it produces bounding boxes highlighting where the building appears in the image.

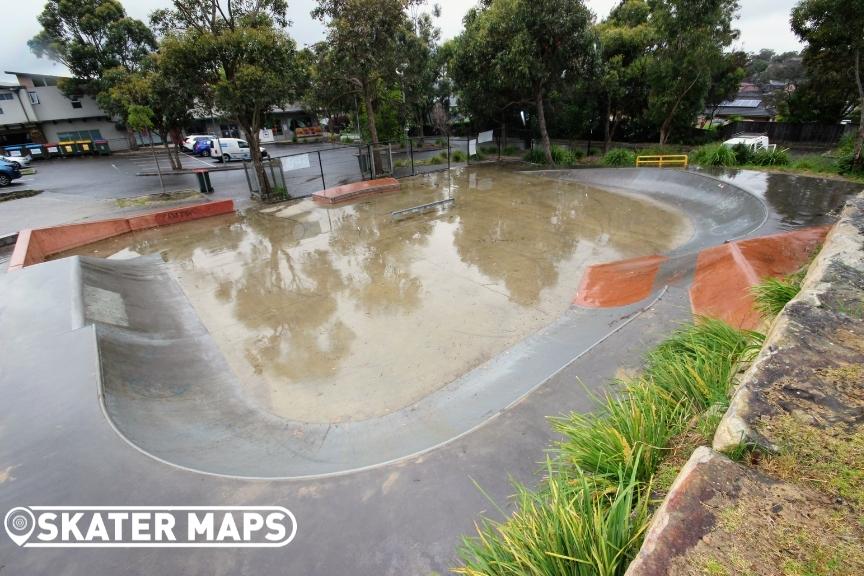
[0,71,131,150]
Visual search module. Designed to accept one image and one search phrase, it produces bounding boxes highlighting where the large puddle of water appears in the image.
[61,165,692,423]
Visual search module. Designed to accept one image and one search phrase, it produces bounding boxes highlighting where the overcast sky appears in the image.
[1,0,804,84]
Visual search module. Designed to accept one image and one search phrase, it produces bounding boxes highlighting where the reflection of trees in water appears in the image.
[226,212,354,381]
[327,202,434,315]
[762,173,861,228]
[452,181,583,307]
[452,175,683,307]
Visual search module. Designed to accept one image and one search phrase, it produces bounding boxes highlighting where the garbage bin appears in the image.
[194,169,214,194]
[3,145,25,158]
[44,143,62,158]
[93,139,111,156]
[60,141,78,156]
[75,140,94,155]
[25,144,45,160]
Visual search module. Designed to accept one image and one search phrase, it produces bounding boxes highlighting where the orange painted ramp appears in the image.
[690,226,829,329]
[574,255,667,308]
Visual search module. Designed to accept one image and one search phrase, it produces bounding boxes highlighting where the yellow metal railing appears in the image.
[635,155,689,168]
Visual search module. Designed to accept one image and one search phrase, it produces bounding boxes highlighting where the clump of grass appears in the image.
[523,145,578,166]
[751,147,790,166]
[751,270,806,318]
[456,464,649,576]
[451,149,467,162]
[602,148,637,167]
[690,143,738,167]
[456,319,763,575]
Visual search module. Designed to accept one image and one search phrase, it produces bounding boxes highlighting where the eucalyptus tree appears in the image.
[454,0,596,164]
[29,0,156,147]
[313,0,424,146]
[152,0,301,195]
[792,0,864,169]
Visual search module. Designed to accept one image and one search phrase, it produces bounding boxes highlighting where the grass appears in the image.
[456,319,763,575]
[751,268,808,319]
[523,145,581,166]
[602,148,636,167]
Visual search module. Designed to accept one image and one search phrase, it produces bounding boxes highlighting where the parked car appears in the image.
[0,153,31,169]
[0,160,22,187]
[182,134,216,154]
[192,138,212,157]
[209,138,269,162]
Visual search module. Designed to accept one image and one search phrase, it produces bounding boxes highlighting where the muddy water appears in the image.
[65,165,692,423]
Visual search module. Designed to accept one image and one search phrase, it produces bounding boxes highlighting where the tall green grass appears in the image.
[456,319,763,575]
[602,148,637,167]
[456,464,649,576]
[752,270,806,318]
[523,145,579,166]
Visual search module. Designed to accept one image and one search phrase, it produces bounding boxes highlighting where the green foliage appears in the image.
[752,271,806,318]
[523,145,579,166]
[646,0,740,144]
[751,147,790,167]
[457,319,763,575]
[452,0,596,163]
[602,148,637,167]
[456,464,649,576]
[690,143,738,167]
[451,150,467,162]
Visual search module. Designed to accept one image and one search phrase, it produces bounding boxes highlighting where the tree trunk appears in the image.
[243,125,272,198]
[659,118,672,146]
[853,47,864,170]
[170,128,184,169]
[603,95,612,153]
[535,88,553,165]
[361,78,379,146]
[127,127,139,151]
[159,130,178,171]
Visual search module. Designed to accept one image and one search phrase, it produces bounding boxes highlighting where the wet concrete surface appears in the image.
[62,165,691,423]
[1,166,861,574]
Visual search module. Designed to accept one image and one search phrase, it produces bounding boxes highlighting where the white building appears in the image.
[0,71,131,150]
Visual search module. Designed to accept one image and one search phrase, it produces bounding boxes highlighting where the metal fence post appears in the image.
[388,144,393,175]
[317,150,325,190]
[409,138,415,176]
[467,136,470,166]
[447,135,451,172]
[369,144,376,179]
[497,134,501,160]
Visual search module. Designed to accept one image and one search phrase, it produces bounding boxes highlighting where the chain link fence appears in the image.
[247,130,532,202]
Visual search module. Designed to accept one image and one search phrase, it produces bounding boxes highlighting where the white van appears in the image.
[210,138,269,162]
[722,134,775,152]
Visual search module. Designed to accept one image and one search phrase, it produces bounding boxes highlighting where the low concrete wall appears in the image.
[7,200,235,271]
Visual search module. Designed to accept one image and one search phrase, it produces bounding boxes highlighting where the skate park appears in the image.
[0,164,860,573]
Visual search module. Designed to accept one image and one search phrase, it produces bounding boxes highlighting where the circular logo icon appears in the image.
[4,507,35,547]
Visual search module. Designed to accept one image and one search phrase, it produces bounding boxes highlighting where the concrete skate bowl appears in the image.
[36,167,775,479]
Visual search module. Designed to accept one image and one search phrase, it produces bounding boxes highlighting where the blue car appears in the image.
[0,160,22,187]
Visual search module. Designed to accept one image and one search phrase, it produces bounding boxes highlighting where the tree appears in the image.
[153,0,301,196]
[646,0,740,145]
[703,51,747,127]
[313,0,423,147]
[398,7,442,143]
[453,0,596,164]
[596,0,654,150]
[792,0,864,169]
[29,0,156,148]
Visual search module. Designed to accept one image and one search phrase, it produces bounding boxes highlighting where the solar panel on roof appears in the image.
[723,99,761,108]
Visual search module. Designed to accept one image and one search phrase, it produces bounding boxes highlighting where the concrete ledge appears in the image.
[313,178,400,205]
[7,200,235,271]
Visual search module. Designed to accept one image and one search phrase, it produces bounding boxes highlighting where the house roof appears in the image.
[714,106,773,118]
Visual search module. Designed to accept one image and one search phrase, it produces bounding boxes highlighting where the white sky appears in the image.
[0,0,804,84]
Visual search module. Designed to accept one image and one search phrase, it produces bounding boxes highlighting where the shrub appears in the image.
[690,143,737,167]
[602,148,637,167]
[451,149,467,162]
[523,145,577,166]
[732,143,755,165]
[752,270,806,318]
[456,318,763,576]
[751,147,790,167]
